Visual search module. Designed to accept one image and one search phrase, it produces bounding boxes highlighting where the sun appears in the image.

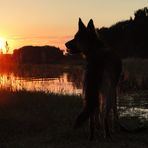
[0,37,6,54]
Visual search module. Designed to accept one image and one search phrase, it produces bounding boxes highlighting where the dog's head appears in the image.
[65,18,101,56]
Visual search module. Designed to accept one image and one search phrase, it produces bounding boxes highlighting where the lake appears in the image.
[1,60,148,95]
[0,61,148,121]
[0,64,83,95]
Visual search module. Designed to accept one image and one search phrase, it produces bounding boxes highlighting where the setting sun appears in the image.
[0,37,6,54]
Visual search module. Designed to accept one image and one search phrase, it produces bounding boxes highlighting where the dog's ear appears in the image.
[87,19,95,32]
[79,18,86,31]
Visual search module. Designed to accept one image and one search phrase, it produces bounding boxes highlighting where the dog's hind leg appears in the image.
[103,92,112,139]
[112,87,120,131]
[89,114,95,140]
[107,85,120,133]
[104,109,111,138]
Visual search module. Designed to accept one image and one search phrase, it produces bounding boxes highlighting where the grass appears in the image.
[0,90,147,148]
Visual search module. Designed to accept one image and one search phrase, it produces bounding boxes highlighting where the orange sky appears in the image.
[0,0,147,53]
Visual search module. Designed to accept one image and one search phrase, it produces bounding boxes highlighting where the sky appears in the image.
[0,0,147,53]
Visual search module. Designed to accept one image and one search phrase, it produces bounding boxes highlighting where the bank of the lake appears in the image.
[0,90,147,148]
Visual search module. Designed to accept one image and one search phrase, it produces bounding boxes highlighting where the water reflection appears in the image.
[1,62,148,94]
[0,64,148,120]
[118,92,148,121]
[119,107,148,120]
[0,72,82,95]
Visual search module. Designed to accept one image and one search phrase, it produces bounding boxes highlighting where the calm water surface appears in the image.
[0,63,148,121]
[0,65,83,95]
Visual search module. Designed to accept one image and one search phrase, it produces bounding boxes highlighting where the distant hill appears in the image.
[13,45,83,64]
[98,7,148,59]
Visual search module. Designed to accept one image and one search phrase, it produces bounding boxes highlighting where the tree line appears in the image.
[98,7,148,58]
[13,45,83,64]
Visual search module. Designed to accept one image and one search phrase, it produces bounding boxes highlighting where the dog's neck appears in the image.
[85,41,106,63]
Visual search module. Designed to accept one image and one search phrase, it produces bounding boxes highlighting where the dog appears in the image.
[65,18,122,140]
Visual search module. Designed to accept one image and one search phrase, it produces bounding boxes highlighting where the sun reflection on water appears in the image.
[0,72,82,95]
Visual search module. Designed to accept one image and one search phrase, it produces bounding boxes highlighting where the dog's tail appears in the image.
[74,108,90,129]
[74,106,96,129]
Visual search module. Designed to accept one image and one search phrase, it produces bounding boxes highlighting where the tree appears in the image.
[5,41,9,53]
[134,7,148,20]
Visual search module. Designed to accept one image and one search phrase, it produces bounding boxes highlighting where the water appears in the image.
[0,64,83,95]
[118,92,148,121]
[0,63,148,121]
[0,72,83,95]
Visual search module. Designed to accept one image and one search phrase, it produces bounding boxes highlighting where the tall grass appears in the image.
[0,64,83,95]
[0,89,147,147]
[120,59,148,92]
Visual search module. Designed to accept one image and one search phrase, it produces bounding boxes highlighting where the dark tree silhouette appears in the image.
[5,41,9,53]
[13,45,83,64]
[98,7,148,59]
[134,7,148,20]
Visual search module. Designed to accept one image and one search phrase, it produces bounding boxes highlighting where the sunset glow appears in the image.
[0,0,147,53]
[0,37,6,54]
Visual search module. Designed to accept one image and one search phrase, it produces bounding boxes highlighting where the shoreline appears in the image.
[0,90,147,147]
